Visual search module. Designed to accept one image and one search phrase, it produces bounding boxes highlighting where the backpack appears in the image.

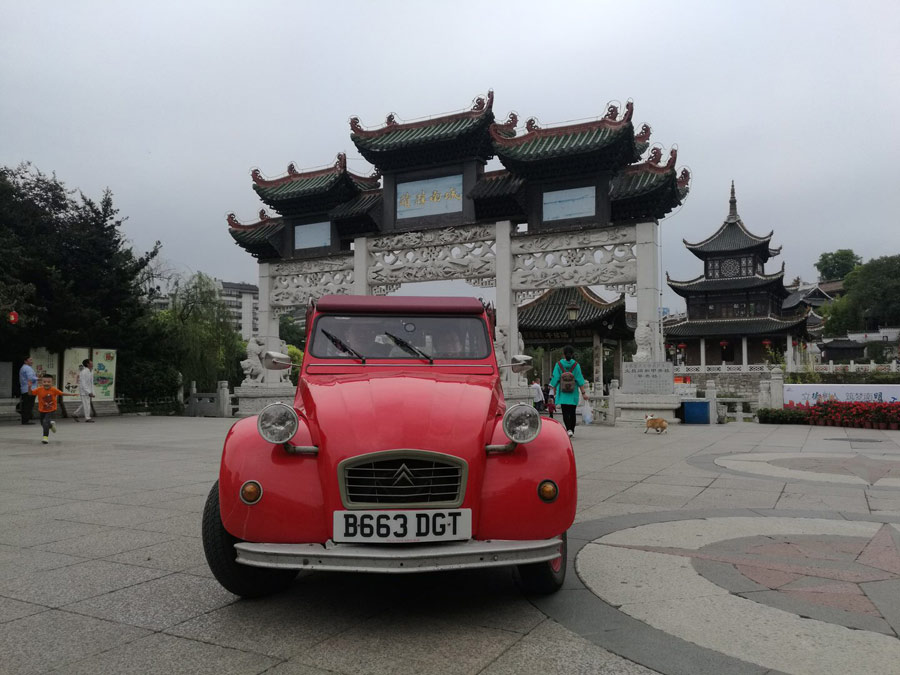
[558,361,577,393]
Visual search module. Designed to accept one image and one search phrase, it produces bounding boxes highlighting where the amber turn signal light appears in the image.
[538,480,558,503]
[240,480,263,505]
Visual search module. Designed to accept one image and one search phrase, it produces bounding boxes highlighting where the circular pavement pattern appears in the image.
[533,511,900,675]
[715,453,900,487]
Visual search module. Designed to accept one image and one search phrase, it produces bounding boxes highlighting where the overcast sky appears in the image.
[3,1,899,311]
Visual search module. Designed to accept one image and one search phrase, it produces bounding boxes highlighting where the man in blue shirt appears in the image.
[19,356,38,425]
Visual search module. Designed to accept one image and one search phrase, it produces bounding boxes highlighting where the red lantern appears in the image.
[719,340,729,348]
[7,310,18,324]
[762,339,772,348]
[677,343,687,350]
[792,340,798,347]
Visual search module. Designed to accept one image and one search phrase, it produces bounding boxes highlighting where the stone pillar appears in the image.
[541,350,552,385]
[770,367,784,408]
[785,334,794,372]
[614,340,623,380]
[742,336,748,371]
[495,220,514,373]
[705,379,717,424]
[700,337,706,370]
[352,236,370,295]
[495,221,529,405]
[257,263,281,357]
[634,220,662,362]
[216,381,230,418]
[235,261,296,415]
[759,379,771,409]
[608,379,619,426]
[593,333,604,393]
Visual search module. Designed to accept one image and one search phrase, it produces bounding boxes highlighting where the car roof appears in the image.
[315,295,485,315]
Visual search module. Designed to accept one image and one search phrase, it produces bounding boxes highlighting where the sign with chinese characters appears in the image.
[622,361,674,394]
[543,186,596,222]
[397,174,463,219]
[92,349,117,401]
[63,348,91,394]
[784,384,900,407]
[29,347,59,383]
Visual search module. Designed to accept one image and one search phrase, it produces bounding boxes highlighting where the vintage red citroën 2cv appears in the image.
[202,295,577,597]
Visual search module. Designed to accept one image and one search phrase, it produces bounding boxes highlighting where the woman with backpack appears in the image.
[548,345,589,437]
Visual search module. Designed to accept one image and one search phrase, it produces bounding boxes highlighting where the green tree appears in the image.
[279,313,306,349]
[814,249,862,281]
[822,255,900,335]
[0,163,159,358]
[155,273,245,391]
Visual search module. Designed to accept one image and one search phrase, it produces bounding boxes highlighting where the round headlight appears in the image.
[502,403,541,444]
[257,402,299,444]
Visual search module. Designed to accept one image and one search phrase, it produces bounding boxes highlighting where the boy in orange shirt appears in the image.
[30,375,77,444]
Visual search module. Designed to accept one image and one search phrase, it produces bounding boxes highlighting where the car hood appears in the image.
[298,372,500,462]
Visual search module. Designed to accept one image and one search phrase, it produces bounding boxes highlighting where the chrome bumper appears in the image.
[234,537,563,574]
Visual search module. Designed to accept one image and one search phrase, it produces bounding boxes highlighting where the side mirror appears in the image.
[262,351,292,370]
[499,354,532,374]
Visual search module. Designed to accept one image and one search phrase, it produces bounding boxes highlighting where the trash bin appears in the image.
[683,400,710,424]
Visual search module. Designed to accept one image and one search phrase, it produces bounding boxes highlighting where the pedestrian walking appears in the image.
[530,378,545,411]
[548,345,589,438]
[30,374,77,444]
[72,359,95,422]
[18,356,38,425]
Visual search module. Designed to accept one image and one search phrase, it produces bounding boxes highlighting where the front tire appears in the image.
[202,481,297,598]
[517,531,567,594]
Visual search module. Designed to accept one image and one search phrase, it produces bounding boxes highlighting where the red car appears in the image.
[202,295,577,597]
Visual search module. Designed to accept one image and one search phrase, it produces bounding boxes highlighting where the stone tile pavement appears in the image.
[1,416,899,674]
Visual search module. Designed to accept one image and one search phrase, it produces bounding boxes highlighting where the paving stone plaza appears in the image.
[2,417,900,674]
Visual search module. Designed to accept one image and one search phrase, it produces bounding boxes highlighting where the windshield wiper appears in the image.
[384,332,433,363]
[321,329,366,363]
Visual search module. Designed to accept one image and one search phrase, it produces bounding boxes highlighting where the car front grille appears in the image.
[340,451,467,508]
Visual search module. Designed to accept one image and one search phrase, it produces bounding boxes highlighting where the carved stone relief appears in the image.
[271,255,354,309]
[368,237,495,284]
[604,283,637,296]
[512,243,637,289]
[510,226,635,254]
[369,224,495,252]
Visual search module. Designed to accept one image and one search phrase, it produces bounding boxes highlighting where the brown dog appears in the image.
[644,414,668,434]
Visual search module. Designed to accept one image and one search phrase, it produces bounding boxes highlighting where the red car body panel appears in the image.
[218,297,577,546]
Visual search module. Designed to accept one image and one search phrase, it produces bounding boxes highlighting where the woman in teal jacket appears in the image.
[548,345,589,437]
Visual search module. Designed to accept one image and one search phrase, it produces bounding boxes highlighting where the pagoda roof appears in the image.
[489,102,640,178]
[665,314,808,338]
[518,286,625,331]
[609,149,689,221]
[350,92,495,171]
[667,267,786,298]
[469,170,526,200]
[227,210,284,259]
[683,183,780,261]
[252,153,380,216]
[329,190,382,221]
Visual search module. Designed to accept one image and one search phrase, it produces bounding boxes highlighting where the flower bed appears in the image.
[758,401,900,428]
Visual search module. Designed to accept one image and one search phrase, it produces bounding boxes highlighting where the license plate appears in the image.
[333,509,472,543]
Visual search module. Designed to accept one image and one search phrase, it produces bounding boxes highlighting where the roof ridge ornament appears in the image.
[677,168,691,189]
[635,124,652,143]
[251,153,375,188]
[489,99,634,145]
[349,91,494,137]
[226,209,273,230]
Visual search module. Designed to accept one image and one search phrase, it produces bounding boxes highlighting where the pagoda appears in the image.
[665,184,808,370]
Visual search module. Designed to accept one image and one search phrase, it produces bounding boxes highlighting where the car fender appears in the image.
[477,416,576,540]
[218,416,328,543]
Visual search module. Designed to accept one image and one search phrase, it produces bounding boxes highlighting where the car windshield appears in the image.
[310,314,490,360]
